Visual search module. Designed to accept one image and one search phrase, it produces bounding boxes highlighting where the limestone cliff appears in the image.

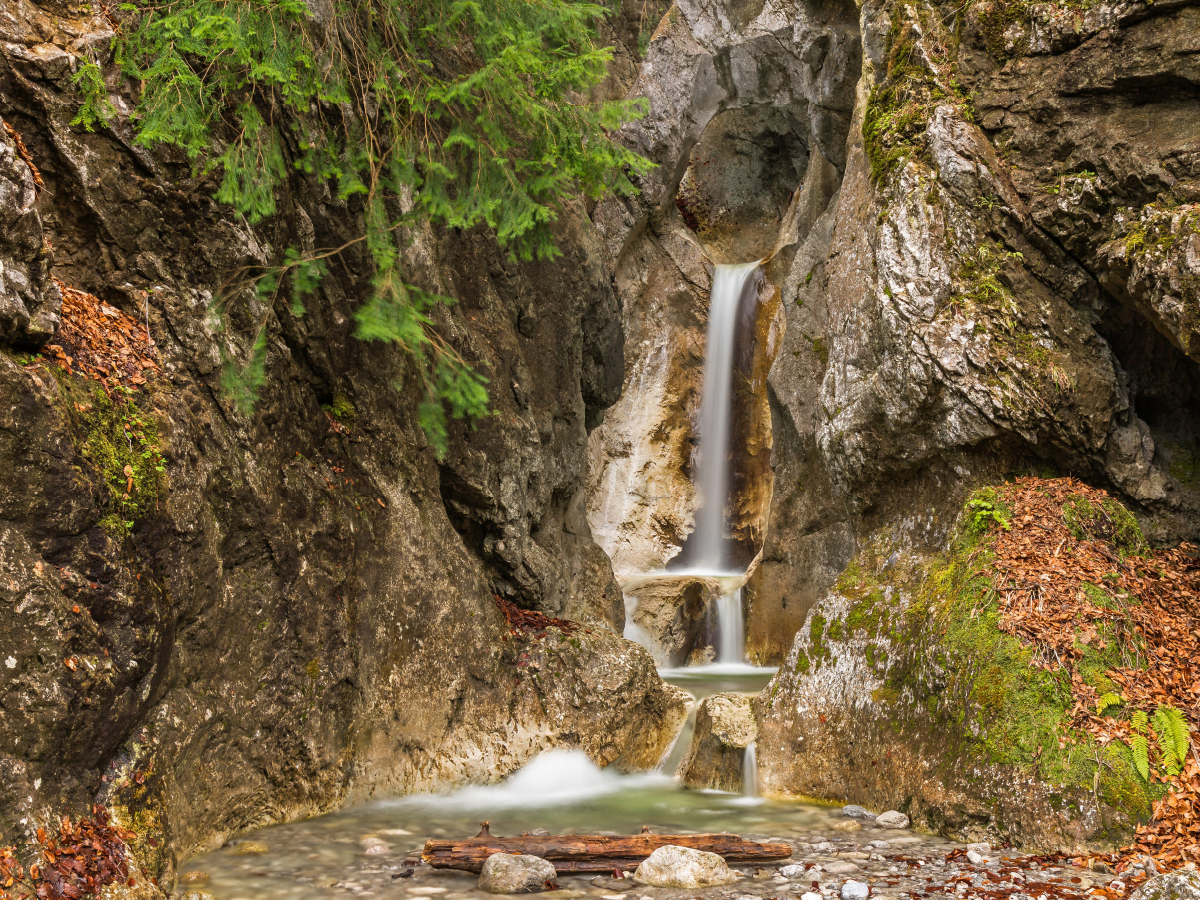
[0,0,688,889]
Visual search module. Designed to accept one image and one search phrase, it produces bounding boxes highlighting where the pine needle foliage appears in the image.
[111,0,654,454]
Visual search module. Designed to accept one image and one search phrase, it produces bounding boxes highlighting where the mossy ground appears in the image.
[871,487,1162,825]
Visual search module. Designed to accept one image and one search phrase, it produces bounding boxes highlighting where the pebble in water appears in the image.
[841,881,869,900]
[842,806,876,821]
[874,811,910,829]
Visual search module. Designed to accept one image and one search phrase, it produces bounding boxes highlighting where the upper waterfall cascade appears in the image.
[689,262,762,572]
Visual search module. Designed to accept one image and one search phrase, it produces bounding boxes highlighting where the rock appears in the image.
[803,893,823,900]
[966,851,985,865]
[180,893,216,900]
[177,872,210,885]
[867,841,891,850]
[965,843,990,853]
[843,805,876,820]
[479,853,559,893]
[632,845,740,888]
[824,862,861,875]
[233,841,268,855]
[875,812,910,829]
[832,821,861,832]
[780,865,807,877]
[621,575,723,666]
[842,881,870,900]
[676,693,758,791]
[1129,871,1200,900]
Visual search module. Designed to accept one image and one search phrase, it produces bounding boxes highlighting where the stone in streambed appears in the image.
[479,852,559,893]
[874,811,910,829]
[842,805,876,820]
[832,820,861,832]
[676,693,758,791]
[824,861,861,875]
[841,881,870,900]
[1129,871,1200,900]
[780,865,807,877]
[633,845,739,888]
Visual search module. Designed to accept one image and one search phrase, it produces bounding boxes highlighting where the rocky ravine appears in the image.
[0,0,690,891]
[581,0,1200,857]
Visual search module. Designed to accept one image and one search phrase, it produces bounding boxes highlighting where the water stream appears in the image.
[182,666,957,900]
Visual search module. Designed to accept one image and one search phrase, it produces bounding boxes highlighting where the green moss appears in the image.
[809,614,832,666]
[827,618,844,641]
[1166,441,1200,490]
[322,393,357,426]
[794,648,811,675]
[1062,495,1150,557]
[57,378,166,536]
[862,12,975,184]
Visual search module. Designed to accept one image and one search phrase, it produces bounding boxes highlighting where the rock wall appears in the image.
[0,0,689,890]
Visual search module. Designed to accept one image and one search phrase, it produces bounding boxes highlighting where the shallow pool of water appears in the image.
[180,668,955,900]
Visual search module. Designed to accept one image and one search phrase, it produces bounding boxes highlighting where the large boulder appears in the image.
[633,845,739,888]
[1129,871,1200,900]
[478,853,559,894]
[677,692,757,791]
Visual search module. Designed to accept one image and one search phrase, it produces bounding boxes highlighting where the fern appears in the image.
[1153,706,1191,777]
[1096,692,1123,716]
[111,0,655,454]
[1132,733,1150,781]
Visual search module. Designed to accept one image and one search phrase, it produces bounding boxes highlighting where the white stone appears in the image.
[780,865,807,878]
[824,861,861,875]
[966,850,985,865]
[1129,871,1200,900]
[875,811,910,829]
[842,881,870,900]
[966,843,991,853]
[632,845,739,888]
[478,854,558,894]
[803,893,823,900]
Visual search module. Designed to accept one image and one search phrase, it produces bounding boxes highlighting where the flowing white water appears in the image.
[742,741,759,798]
[690,262,761,569]
[716,587,745,664]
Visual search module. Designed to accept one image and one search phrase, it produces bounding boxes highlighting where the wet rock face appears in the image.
[0,121,59,346]
[624,575,722,666]
[676,692,757,791]
[1130,871,1200,900]
[0,1,685,892]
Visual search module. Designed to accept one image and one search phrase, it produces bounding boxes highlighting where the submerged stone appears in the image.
[633,845,740,888]
[875,811,910,829]
[842,881,870,900]
[843,805,876,820]
[479,852,559,893]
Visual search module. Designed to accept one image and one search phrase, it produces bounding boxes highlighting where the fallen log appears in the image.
[423,822,792,873]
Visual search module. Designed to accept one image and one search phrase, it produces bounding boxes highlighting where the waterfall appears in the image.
[690,262,760,570]
[716,587,745,664]
[742,741,759,797]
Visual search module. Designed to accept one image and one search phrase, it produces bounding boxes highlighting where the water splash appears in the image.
[690,262,761,570]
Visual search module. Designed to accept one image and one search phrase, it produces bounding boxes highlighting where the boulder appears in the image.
[633,845,739,888]
[1129,872,1200,900]
[843,805,876,820]
[677,693,758,791]
[478,853,559,894]
[622,574,722,666]
[842,882,870,900]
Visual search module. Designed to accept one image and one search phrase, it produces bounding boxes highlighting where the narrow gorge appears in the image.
[0,0,1198,898]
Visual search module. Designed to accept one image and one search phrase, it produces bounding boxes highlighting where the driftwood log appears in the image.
[423,822,792,873]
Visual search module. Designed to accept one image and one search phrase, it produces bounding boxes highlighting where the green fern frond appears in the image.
[1096,692,1123,716]
[1132,733,1150,781]
[1131,710,1149,734]
[1153,706,1191,774]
